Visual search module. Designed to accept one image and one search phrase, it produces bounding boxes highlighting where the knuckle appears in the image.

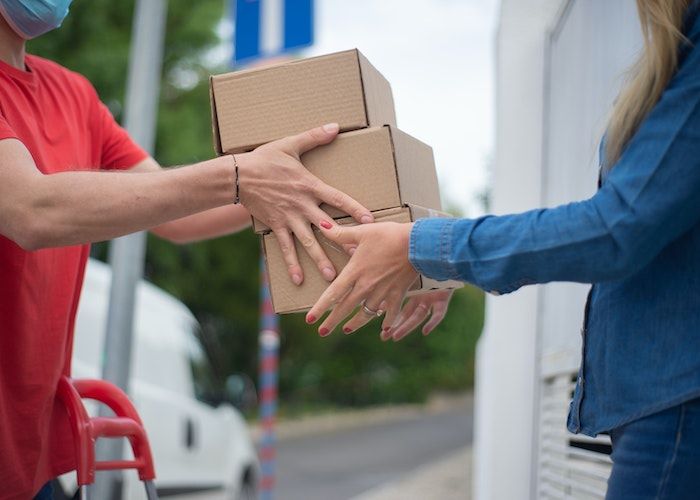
[328,190,346,208]
[299,235,316,249]
[332,226,345,239]
[351,279,369,296]
[306,175,323,193]
[292,178,311,194]
[279,242,294,256]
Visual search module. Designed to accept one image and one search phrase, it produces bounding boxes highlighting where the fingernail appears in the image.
[343,326,353,334]
[381,331,390,341]
[322,267,336,281]
[306,314,316,324]
[319,327,329,336]
[348,247,356,256]
[361,214,373,224]
[320,220,333,230]
[323,123,339,133]
[292,274,302,286]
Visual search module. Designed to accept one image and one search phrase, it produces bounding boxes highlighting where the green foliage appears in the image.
[29,1,485,410]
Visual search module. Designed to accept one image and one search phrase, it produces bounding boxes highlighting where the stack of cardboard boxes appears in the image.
[210,49,459,314]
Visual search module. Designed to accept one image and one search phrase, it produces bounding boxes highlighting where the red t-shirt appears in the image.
[0,55,147,499]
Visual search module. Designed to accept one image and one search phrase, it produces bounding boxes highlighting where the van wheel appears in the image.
[236,468,257,500]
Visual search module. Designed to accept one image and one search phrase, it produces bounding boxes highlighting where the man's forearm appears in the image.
[19,155,236,249]
[150,203,251,244]
[127,157,252,244]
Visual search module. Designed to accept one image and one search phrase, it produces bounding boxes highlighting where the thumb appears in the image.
[319,219,359,245]
[287,123,340,155]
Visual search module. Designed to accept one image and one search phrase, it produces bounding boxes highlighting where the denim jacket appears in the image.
[409,4,700,436]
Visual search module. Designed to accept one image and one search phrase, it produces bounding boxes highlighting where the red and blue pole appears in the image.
[259,256,280,499]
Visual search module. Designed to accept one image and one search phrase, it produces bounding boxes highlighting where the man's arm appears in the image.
[0,138,237,250]
[130,157,252,244]
[0,123,374,285]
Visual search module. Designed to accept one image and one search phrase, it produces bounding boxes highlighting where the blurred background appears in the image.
[32,0,647,499]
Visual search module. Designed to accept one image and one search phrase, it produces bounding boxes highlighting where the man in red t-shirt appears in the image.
[0,2,376,498]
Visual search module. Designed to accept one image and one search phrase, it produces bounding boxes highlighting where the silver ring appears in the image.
[361,300,383,317]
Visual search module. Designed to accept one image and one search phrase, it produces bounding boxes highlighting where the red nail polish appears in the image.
[343,326,352,334]
[306,314,316,324]
[319,327,329,336]
[320,220,332,229]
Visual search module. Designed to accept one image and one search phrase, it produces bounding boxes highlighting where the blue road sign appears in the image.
[234,0,314,66]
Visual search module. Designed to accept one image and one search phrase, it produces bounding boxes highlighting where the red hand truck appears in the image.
[57,376,159,500]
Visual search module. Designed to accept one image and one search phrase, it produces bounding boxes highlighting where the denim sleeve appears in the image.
[410,24,700,294]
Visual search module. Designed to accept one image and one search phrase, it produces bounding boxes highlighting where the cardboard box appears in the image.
[263,205,463,314]
[210,49,397,154]
[252,125,442,233]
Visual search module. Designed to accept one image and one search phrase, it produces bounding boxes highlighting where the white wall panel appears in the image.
[479,1,642,498]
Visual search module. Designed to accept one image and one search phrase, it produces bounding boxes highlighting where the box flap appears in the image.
[357,50,397,128]
[406,204,451,220]
[390,127,442,211]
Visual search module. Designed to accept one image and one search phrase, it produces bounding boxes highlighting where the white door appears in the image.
[536,0,641,498]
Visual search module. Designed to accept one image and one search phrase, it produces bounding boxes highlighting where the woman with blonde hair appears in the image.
[308,1,700,497]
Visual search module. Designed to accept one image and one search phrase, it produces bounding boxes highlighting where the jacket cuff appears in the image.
[409,217,462,281]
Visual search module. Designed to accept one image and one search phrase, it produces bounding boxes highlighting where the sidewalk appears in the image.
[352,446,472,500]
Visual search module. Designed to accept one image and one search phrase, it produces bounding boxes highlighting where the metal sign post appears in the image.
[231,2,315,498]
[94,1,167,498]
[234,0,314,66]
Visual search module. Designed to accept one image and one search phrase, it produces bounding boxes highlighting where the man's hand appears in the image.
[237,123,373,285]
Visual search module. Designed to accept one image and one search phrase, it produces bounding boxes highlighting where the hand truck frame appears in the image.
[57,376,158,500]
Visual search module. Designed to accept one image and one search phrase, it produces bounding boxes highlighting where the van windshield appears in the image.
[185,322,222,407]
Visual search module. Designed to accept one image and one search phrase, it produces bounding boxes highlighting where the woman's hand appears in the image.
[305,220,419,336]
[237,123,374,285]
[383,290,454,342]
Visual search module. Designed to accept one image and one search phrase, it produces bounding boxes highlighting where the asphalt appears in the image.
[273,400,473,500]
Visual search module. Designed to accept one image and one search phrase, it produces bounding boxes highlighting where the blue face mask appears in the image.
[0,0,72,40]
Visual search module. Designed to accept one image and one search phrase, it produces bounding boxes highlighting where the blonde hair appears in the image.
[605,0,692,167]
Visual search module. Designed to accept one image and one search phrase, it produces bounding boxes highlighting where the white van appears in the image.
[56,259,259,500]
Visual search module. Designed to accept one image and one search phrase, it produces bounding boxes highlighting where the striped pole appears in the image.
[259,256,280,499]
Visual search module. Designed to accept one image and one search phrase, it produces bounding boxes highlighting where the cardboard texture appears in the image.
[263,205,463,314]
[210,49,396,154]
[252,125,442,233]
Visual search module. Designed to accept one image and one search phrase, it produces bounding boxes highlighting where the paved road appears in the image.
[273,400,473,500]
